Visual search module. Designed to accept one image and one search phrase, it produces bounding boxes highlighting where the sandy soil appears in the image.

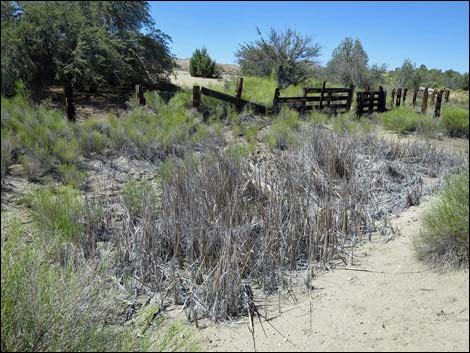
[170,70,233,88]
[376,128,469,156]
[195,194,469,352]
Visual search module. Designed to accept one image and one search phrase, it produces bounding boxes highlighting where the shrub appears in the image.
[189,47,217,78]
[120,180,158,221]
[1,219,136,352]
[57,164,87,189]
[1,94,80,178]
[441,107,469,138]
[264,108,299,150]
[332,113,372,136]
[30,186,84,244]
[53,137,80,164]
[235,27,320,87]
[1,129,13,181]
[414,169,469,270]
[382,107,434,135]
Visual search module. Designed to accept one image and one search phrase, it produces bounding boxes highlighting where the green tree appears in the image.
[235,27,321,88]
[396,59,422,89]
[1,1,175,95]
[189,47,217,78]
[326,37,384,89]
[460,72,469,91]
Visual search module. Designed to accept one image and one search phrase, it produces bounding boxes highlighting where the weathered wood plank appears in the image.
[200,86,267,114]
[193,86,201,110]
[421,87,428,114]
[396,88,402,107]
[235,77,244,99]
[434,89,443,118]
[135,84,145,106]
[412,88,418,106]
[64,81,75,122]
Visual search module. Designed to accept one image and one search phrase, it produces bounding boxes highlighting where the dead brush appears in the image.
[111,126,465,321]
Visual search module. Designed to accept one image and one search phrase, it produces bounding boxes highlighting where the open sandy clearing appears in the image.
[170,70,232,88]
[195,194,469,352]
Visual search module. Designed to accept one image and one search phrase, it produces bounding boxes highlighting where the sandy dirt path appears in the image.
[196,194,469,352]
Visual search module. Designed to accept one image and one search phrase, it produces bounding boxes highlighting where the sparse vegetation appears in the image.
[440,107,469,138]
[2,3,469,351]
[264,107,300,150]
[1,217,136,352]
[382,107,435,135]
[414,169,469,270]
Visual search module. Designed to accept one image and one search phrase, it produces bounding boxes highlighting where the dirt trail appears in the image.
[196,194,469,352]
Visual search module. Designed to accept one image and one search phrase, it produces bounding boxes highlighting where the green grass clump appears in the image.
[382,107,434,135]
[1,129,13,180]
[264,108,300,150]
[332,113,372,136]
[30,186,84,245]
[120,180,159,220]
[57,164,87,189]
[1,219,138,352]
[440,107,469,138]
[1,94,80,179]
[413,169,469,270]
[225,142,255,160]
[217,76,323,106]
[53,137,80,164]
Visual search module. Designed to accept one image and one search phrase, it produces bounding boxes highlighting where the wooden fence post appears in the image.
[412,88,418,106]
[378,86,386,113]
[346,84,354,111]
[430,87,437,105]
[319,81,326,110]
[444,89,450,103]
[434,89,443,118]
[235,77,244,99]
[64,81,75,122]
[273,87,280,114]
[356,92,364,117]
[421,87,428,114]
[396,88,402,107]
[391,88,396,108]
[193,86,201,110]
[135,84,145,106]
[368,91,374,114]
[403,88,408,105]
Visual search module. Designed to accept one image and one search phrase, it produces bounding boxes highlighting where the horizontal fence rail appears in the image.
[273,81,354,114]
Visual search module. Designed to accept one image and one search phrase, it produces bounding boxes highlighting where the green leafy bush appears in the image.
[440,107,469,138]
[189,47,217,78]
[382,107,434,135]
[414,169,469,270]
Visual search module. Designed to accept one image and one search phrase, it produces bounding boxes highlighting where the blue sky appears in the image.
[149,1,469,73]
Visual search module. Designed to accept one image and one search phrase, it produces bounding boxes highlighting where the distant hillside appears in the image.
[175,58,240,76]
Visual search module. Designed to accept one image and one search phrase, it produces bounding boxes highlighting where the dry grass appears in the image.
[108,126,464,321]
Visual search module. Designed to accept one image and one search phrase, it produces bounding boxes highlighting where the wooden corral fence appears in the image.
[192,83,267,115]
[355,86,387,117]
[192,79,354,116]
[272,81,354,114]
[410,86,449,117]
[390,87,409,108]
